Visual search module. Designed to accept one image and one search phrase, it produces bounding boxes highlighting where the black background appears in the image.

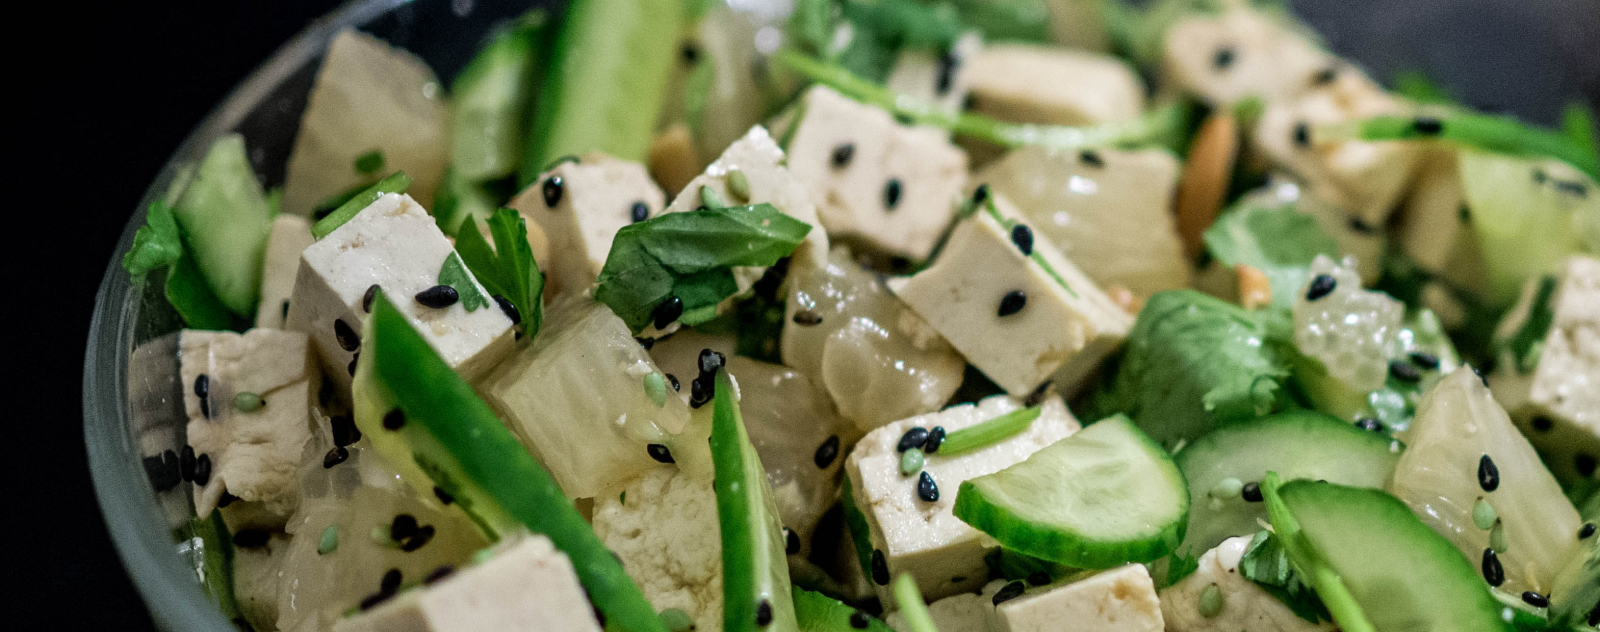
[11,0,1597,629]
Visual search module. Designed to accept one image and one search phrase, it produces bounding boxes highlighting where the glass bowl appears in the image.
[83,0,1593,629]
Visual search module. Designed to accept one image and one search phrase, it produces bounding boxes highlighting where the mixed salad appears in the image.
[119,0,1600,630]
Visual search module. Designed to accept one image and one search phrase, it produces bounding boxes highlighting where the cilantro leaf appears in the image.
[1202,200,1340,310]
[123,200,184,276]
[437,252,489,312]
[454,207,544,337]
[310,171,412,239]
[1238,530,1333,623]
[595,204,811,332]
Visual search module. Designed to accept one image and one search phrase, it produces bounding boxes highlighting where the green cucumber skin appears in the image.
[1174,410,1401,556]
[711,370,800,632]
[840,477,877,581]
[520,0,685,185]
[952,416,1188,569]
[356,295,665,632]
[170,134,273,315]
[451,15,549,182]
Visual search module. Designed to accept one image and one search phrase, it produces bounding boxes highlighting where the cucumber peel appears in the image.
[841,477,877,581]
[169,134,274,315]
[450,11,550,182]
[352,294,664,632]
[711,369,800,632]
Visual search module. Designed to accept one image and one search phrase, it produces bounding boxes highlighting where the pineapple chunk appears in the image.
[1292,255,1403,392]
[509,153,666,299]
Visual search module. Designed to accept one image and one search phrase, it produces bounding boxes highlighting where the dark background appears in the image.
[12,0,1597,629]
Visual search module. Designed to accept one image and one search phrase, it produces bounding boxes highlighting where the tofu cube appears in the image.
[846,395,1080,603]
[782,86,969,262]
[886,33,983,115]
[333,534,602,632]
[286,193,515,394]
[887,195,1133,395]
[593,467,723,632]
[995,564,1164,632]
[1160,536,1334,632]
[179,328,317,521]
[888,589,994,631]
[1491,255,1600,484]
[965,44,1145,126]
[510,153,667,298]
[1396,149,1489,295]
[255,214,315,329]
[1162,7,1334,107]
[233,531,292,631]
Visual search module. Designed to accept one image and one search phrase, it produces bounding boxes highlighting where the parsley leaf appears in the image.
[437,252,489,312]
[1202,199,1340,310]
[454,207,544,337]
[1238,530,1333,623]
[353,150,385,175]
[123,201,184,276]
[1500,275,1558,374]
[310,171,412,239]
[595,204,811,332]
[1153,550,1201,589]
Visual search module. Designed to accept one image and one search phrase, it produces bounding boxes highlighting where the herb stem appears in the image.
[938,406,1042,456]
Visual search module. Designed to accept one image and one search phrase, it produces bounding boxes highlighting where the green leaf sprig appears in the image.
[454,207,545,338]
[437,252,490,312]
[1323,112,1599,181]
[1237,529,1333,623]
[1202,200,1340,310]
[123,201,183,276]
[310,171,413,239]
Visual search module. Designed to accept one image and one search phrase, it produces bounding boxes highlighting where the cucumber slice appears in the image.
[840,477,876,581]
[352,294,664,632]
[953,415,1188,569]
[1175,410,1401,556]
[1547,523,1598,628]
[170,134,273,315]
[520,0,684,185]
[710,369,800,632]
[1264,477,1511,632]
[451,12,549,182]
[1458,148,1599,306]
[179,510,241,623]
[793,587,891,632]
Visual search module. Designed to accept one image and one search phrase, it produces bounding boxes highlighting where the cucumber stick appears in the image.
[1175,410,1400,556]
[352,294,664,632]
[170,134,273,315]
[520,0,684,185]
[711,369,800,632]
[1262,475,1511,632]
[953,415,1188,569]
[793,587,892,632]
[451,12,550,182]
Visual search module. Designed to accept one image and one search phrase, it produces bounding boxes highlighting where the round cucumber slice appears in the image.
[952,415,1187,569]
[1175,410,1401,556]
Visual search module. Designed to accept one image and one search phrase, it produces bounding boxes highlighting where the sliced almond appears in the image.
[1175,112,1239,259]
[647,123,702,198]
[1236,263,1272,310]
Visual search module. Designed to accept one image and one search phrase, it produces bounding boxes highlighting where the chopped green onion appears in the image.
[892,574,940,632]
[937,406,1042,456]
[310,172,413,239]
[318,525,339,555]
[353,150,386,175]
[1324,114,1598,181]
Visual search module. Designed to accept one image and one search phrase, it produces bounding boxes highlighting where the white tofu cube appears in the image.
[1396,149,1489,295]
[1162,7,1335,107]
[255,214,315,329]
[233,531,292,631]
[593,467,723,632]
[179,329,317,521]
[1491,255,1600,483]
[965,44,1145,126]
[996,565,1164,632]
[783,86,969,262]
[510,153,667,298]
[888,589,994,632]
[846,395,1080,603]
[333,534,602,632]
[286,193,515,394]
[887,195,1132,395]
[1160,537,1334,632]
[974,146,1189,298]
[886,33,983,116]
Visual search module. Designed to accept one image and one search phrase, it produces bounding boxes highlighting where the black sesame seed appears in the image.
[494,296,521,325]
[390,514,419,541]
[1355,418,1384,433]
[195,374,211,419]
[993,580,1026,605]
[217,491,237,508]
[698,349,726,376]
[1531,416,1553,432]
[690,377,711,408]
[1212,46,1235,70]
[1533,168,1548,184]
[1306,274,1337,301]
[1555,180,1589,198]
[1347,216,1376,234]
[792,310,823,326]
[416,285,460,309]
[348,352,359,376]
[381,568,403,593]
[358,591,393,611]
[647,444,675,464]
[898,427,931,453]
[180,445,197,482]
[1521,591,1549,608]
[232,529,270,548]
[1478,454,1500,492]
[666,373,680,392]
[917,471,940,502]
[323,446,349,469]
[1410,352,1440,370]
[1024,381,1053,407]
[193,453,212,486]
[1389,360,1422,383]
[423,565,454,585]
[144,450,181,492]
[849,610,871,629]
[434,486,455,505]
[1079,150,1105,168]
[756,599,773,626]
[998,291,1027,317]
[935,52,959,95]
[334,318,361,352]
[831,143,855,168]
[1579,523,1595,539]
[1412,117,1444,136]
[815,435,841,469]
[784,527,801,555]
[1591,602,1600,627]
[1576,453,1598,478]
[1027,571,1051,586]
[681,42,700,64]
[635,337,656,350]
[331,414,360,447]
[884,179,903,211]
[923,427,946,454]
[383,408,406,431]
[971,184,991,207]
[1010,224,1034,256]
[363,284,380,312]
[1458,205,1472,223]
[1482,548,1505,587]
[542,175,564,207]
[630,201,650,223]
[400,525,435,552]
[871,549,890,585]
[653,295,684,330]
[1293,122,1311,148]
[1242,482,1263,502]
[1313,66,1339,85]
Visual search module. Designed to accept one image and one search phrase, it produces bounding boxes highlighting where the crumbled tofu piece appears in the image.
[255,214,315,329]
[888,589,995,631]
[1491,255,1600,483]
[282,30,448,216]
[593,467,723,632]
[1255,70,1422,227]
[966,44,1144,126]
[886,33,983,115]
[286,193,515,394]
[846,395,1080,603]
[510,153,667,298]
[995,564,1164,632]
[888,195,1133,395]
[1396,149,1489,295]
[783,86,969,261]
[180,329,317,521]
[1162,8,1334,107]
[233,531,292,631]
[1160,537,1334,632]
[975,146,1189,298]
[333,534,602,632]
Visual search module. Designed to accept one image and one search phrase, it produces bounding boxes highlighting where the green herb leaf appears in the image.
[1259,473,1377,632]
[1332,113,1599,181]
[353,150,386,175]
[788,0,836,58]
[310,171,413,239]
[842,0,963,52]
[123,201,184,276]
[595,204,811,332]
[948,0,1050,43]
[1154,550,1201,589]
[1238,530,1333,623]
[166,251,238,331]
[1502,275,1558,374]
[437,252,490,312]
[1202,200,1340,309]
[1392,70,1455,105]
[454,207,544,337]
